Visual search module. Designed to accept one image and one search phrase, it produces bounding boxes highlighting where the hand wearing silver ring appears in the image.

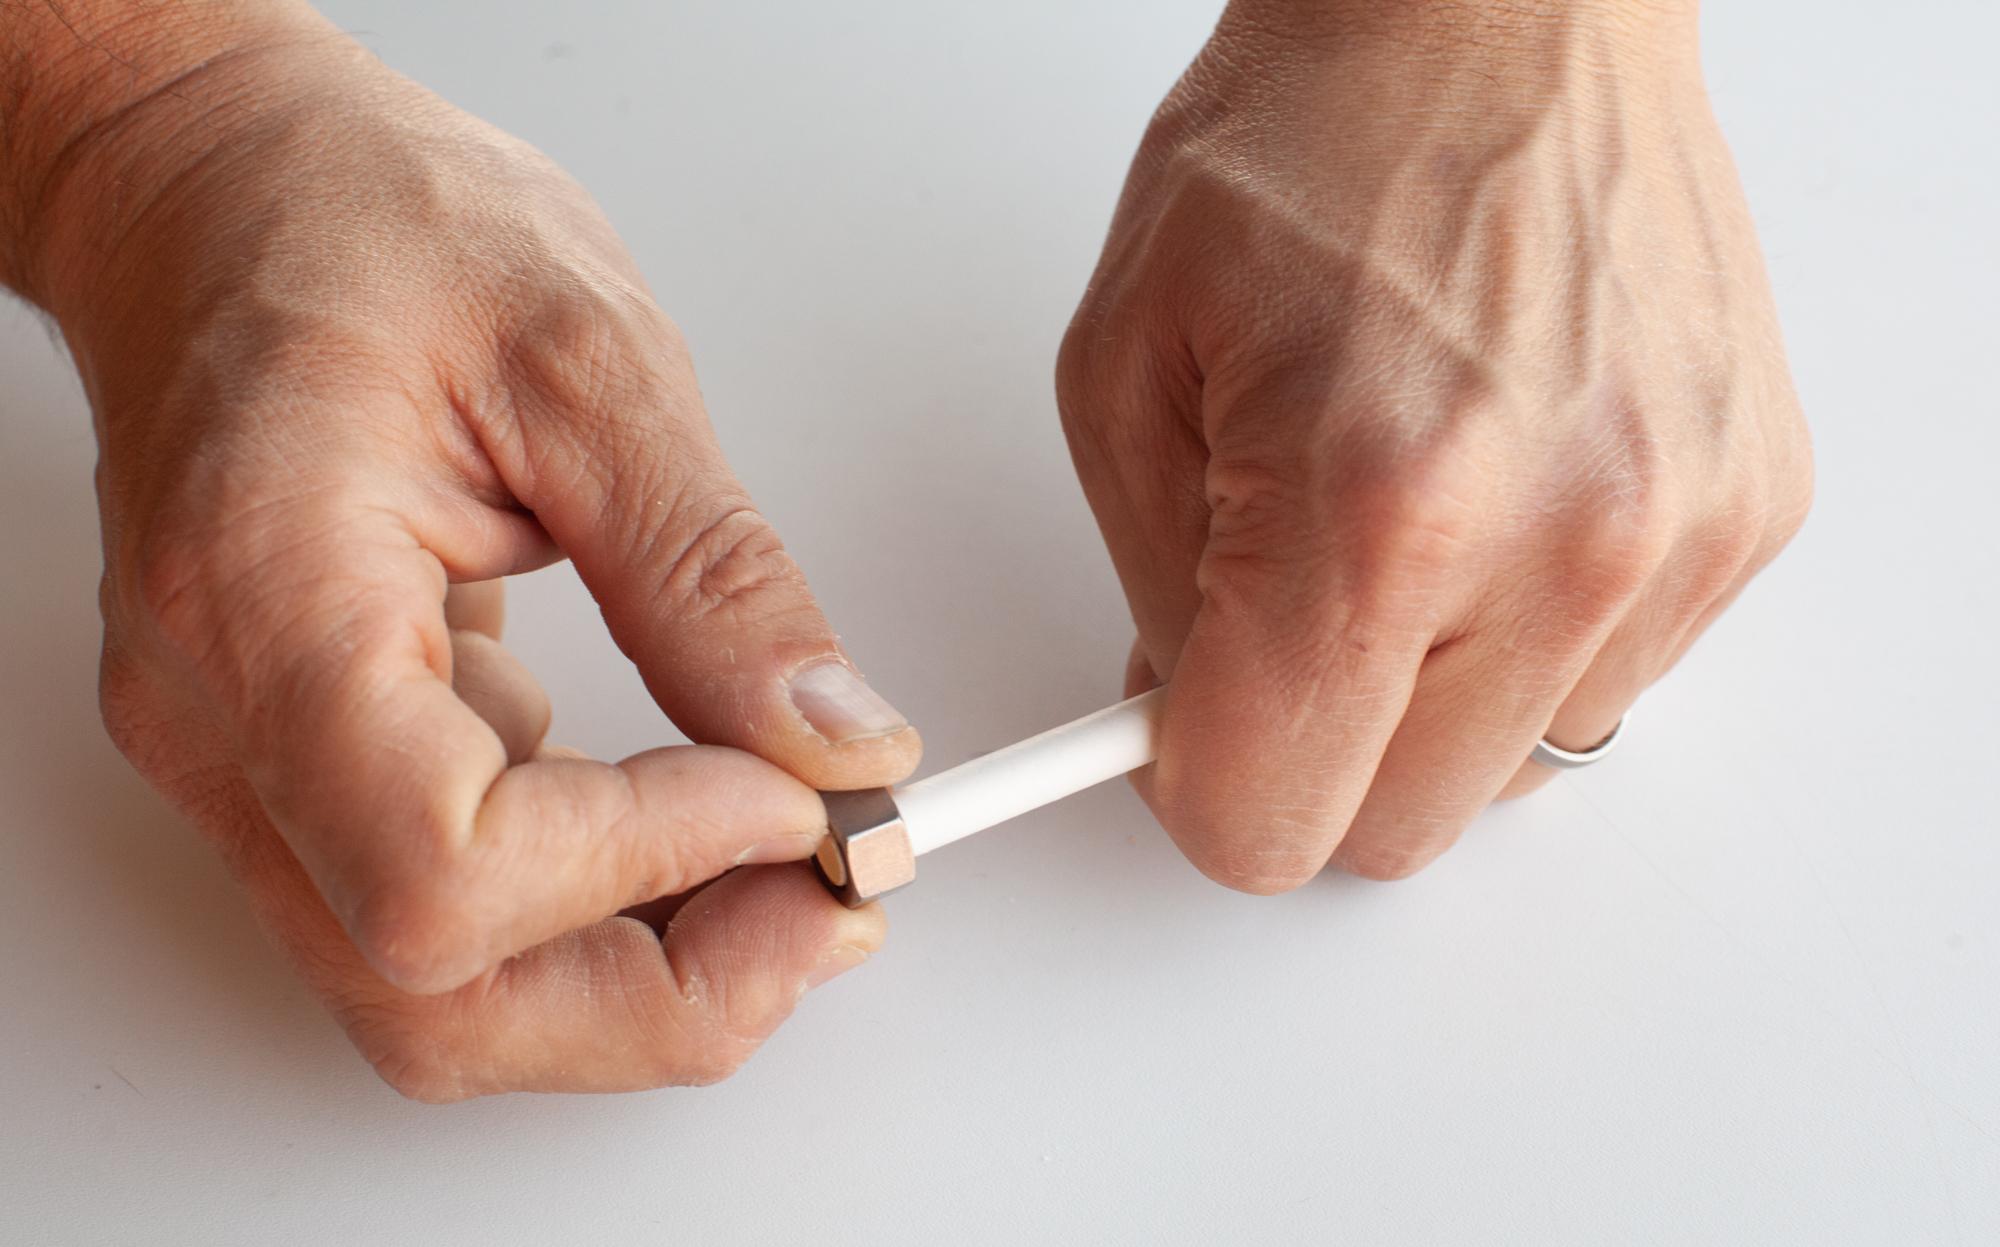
[1058,4,1812,889]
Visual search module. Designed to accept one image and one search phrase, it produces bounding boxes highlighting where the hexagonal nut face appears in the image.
[814,788,916,907]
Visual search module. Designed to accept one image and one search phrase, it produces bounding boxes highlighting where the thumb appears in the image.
[1154,546,1428,892]
[1060,323,1428,891]
[501,305,920,789]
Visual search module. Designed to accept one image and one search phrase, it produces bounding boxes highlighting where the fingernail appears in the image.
[788,662,908,744]
[802,943,871,992]
[733,833,818,867]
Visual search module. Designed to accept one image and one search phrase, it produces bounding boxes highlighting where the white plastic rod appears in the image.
[894,687,1165,856]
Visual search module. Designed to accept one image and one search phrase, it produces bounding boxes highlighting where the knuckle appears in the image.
[127,517,297,689]
[1199,457,1332,599]
[1183,834,1327,895]
[647,306,692,361]
[1679,448,1811,605]
[1677,512,1763,604]
[652,945,760,1086]
[1567,508,1672,611]
[502,279,685,424]
[1209,864,1320,895]
[1055,299,1190,478]
[372,1044,463,1104]
[124,470,401,672]
[1330,379,1507,570]
[1713,505,1768,571]
[1053,320,1115,464]
[1199,367,1519,618]
[674,1044,753,1089]
[1205,456,1307,557]
[1203,857,1322,895]
[1339,839,1444,882]
[1053,314,1102,414]
[97,645,168,774]
[1357,476,1484,584]
[345,868,483,996]
[1539,402,1676,613]
[344,1005,469,1104]
[130,528,228,662]
[1768,455,1815,550]
[1541,474,1674,621]
[1150,753,1343,896]
[1497,764,1557,802]
[612,836,697,916]
[652,503,807,625]
[1196,462,1473,639]
[1761,391,1814,538]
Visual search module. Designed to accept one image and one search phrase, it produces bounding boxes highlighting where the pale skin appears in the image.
[0,0,1810,1099]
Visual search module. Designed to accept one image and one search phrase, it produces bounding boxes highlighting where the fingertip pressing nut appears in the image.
[815,788,916,908]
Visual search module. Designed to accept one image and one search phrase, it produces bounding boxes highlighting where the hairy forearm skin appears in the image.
[1205,0,1708,136]
[1136,0,1716,238]
[0,0,1700,319]
[0,0,338,312]
[1223,0,1699,48]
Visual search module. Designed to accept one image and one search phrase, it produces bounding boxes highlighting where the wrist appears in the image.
[0,0,334,313]
[1216,0,1701,74]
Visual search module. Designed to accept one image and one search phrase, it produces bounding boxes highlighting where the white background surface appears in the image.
[2,2,1996,1242]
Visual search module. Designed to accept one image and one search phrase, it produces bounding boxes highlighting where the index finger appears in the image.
[144,484,834,995]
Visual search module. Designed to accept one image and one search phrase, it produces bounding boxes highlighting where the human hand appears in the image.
[4,3,919,1098]
[1056,0,1811,888]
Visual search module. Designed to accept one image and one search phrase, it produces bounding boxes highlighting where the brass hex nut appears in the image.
[814,788,916,908]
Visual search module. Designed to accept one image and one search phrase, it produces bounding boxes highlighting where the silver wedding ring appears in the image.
[1531,715,1628,770]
